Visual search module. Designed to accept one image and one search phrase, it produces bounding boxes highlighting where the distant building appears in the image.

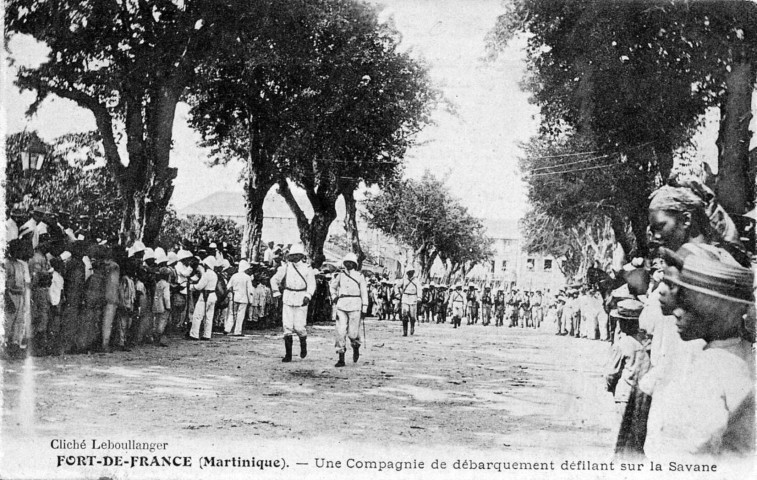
[463,219,567,291]
[178,190,311,243]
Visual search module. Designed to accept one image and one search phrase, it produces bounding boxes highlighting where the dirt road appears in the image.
[4,317,616,447]
[3,317,619,478]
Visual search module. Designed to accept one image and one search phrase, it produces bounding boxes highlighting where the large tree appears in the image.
[188,0,436,262]
[363,172,493,282]
[6,0,266,244]
[489,0,757,260]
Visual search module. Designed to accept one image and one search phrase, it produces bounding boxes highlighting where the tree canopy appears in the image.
[6,0,270,244]
[489,0,757,266]
[186,0,437,261]
[362,172,493,282]
[157,209,242,257]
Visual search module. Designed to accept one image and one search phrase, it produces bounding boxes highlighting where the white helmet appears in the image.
[177,249,193,261]
[131,240,146,254]
[238,260,250,272]
[202,256,216,269]
[143,248,155,261]
[342,253,358,267]
[167,251,179,265]
[288,243,306,257]
[154,247,167,264]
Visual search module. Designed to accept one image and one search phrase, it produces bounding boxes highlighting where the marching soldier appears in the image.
[330,253,368,367]
[481,285,493,326]
[426,284,438,323]
[399,266,420,336]
[507,288,520,327]
[450,283,465,329]
[391,279,402,321]
[532,290,543,329]
[466,284,479,325]
[270,244,316,362]
[494,288,505,326]
[436,284,448,323]
[371,280,384,320]
[419,284,430,323]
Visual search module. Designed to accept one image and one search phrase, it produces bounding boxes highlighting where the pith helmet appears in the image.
[342,253,358,267]
[288,243,306,256]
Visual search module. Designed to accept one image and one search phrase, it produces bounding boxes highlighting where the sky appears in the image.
[3,0,753,221]
[2,0,535,221]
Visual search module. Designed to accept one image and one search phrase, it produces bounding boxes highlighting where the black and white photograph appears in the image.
[2,1,756,479]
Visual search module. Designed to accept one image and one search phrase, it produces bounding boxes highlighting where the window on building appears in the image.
[544,259,553,271]
[501,260,507,272]
[526,258,535,270]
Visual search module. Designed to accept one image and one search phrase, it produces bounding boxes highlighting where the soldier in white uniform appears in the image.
[330,253,368,367]
[449,283,465,329]
[270,244,316,362]
[399,265,420,336]
[189,256,218,340]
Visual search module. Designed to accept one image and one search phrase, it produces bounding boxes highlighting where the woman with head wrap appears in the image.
[648,178,748,267]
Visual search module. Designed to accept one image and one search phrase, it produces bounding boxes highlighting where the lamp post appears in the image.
[20,135,47,173]
[15,134,48,210]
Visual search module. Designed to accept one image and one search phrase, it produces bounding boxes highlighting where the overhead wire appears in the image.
[525,141,654,177]
[529,153,613,173]
[529,161,626,178]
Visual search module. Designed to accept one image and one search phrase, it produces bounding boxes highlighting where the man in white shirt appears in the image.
[270,244,315,362]
[330,253,368,367]
[224,260,254,336]
[189,256,218,341]
[644,252,755,459]
[263,241,275,266]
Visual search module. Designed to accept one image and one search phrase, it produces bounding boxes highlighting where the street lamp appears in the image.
[20,135,47,172]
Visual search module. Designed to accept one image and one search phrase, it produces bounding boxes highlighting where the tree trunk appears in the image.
[116,85,182,246]
[241,180,273,262]
[342,187,366,268]
[142,168,177,245]
[420,251,437,283]
[277,178,338,262]
[716,60,755,215]
[306,211,336,260]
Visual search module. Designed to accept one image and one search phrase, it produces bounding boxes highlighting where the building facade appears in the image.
[466,219,567,292]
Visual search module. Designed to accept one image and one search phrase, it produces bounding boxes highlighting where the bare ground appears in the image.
[3,318,616,450]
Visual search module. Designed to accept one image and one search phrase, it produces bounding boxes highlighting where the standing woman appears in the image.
[60,241,86,353]
[4,239,32,358]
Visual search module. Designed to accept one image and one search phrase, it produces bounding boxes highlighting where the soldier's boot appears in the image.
[352,345,360,363]
[402,318,408,336]
[299,337,308,359]
[282,336,293,363]
[410,321,415,336]
[335,352,346,368]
